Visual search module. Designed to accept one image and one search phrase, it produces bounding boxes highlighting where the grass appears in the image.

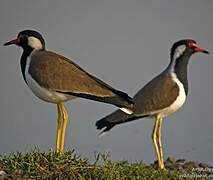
[0,149,183,179]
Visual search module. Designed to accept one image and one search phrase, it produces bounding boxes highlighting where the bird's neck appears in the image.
[167,53,192,94]
[20,48,34,83]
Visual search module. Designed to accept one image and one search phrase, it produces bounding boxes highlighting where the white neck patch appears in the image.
[28,36,43,50]
[173,45,186,60]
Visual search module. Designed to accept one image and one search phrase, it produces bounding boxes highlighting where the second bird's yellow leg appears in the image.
[56,104,63,153]
[152,117,162,169]
[156,117,165,169]
[59,103,68,153]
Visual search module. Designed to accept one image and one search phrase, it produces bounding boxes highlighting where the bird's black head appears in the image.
[170,39,209,61]
[4,30,45,51]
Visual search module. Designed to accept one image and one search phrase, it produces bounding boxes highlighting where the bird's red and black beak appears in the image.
[188,42,209,54]
[194,47,209,54]
[4,38,20,46]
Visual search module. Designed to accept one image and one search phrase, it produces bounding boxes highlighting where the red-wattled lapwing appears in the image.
[4,30,134,153]
[96,39,209,169]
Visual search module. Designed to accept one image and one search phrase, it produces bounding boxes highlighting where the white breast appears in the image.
[159,73,186,117]
[25,52,72,103]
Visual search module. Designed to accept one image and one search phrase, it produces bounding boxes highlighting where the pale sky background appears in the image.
[0,0,213,165]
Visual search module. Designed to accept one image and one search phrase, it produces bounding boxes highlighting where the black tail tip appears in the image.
[121,91,134,103]
[96,119,114,132]
[126,95,134,106]
[115,90,134,107]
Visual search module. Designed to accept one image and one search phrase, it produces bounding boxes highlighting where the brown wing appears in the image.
[29,50,116,96]
[133,73,179,115]
[96,72,180,131]
[28,50,133,109]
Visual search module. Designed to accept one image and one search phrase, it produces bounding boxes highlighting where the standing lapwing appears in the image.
[96,39,209,169]
[4,30,134,153]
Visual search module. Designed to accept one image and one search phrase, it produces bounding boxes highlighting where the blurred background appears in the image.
[0,0,213,164]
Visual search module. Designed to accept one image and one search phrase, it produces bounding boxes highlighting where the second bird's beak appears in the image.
[194,46,209,54]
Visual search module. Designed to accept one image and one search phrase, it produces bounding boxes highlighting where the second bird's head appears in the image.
[4,30,45,51]
[170,39,209,61]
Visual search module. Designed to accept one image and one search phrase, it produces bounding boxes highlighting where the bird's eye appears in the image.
[17,35,28,44]
[19,35,27,40]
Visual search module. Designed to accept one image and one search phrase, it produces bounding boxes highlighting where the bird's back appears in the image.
[133,72,180,116]
[28,50,133,109]
[29,50,115,96]
[96,71,182,131]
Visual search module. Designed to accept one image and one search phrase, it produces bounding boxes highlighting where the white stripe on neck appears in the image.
[173,45,186,61]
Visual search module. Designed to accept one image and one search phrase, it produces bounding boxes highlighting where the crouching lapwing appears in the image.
[96,39,209,169]
[4,30,134,153]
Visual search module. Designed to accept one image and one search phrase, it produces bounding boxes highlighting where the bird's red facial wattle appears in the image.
[187,42,209,54]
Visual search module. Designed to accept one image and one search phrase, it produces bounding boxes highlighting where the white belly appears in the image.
[25,55,74,104]
[159,73,186,118]
[26,74,71,103]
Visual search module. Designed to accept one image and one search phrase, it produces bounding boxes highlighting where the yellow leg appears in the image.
[56,104,63,153]
[156,117,165,169]
[152,116,165,170]
[152,117,161,168]
[59,103,68,153]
